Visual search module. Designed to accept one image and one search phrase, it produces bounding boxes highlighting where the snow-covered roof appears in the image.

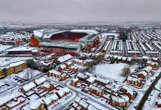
[121,86,134,95]
[30,99,42,109]
[127,51,140,53]
[138,71,148,76]
[70,29,98,35]
[127,76,140,82]
[152,57,158,61]
[147,60,152,64]
[117,56,122,60]
[73,64,85,69]
[0,93,22,106]
[33,30,44,38]
[72,78,79,82]
[72,102,78,108]
[105,54,111,58]
[7,46,38,52]
[51,94,58,100]
[63,87,70,93]
[88,105,98,110]
[75,97,81,102]
[7,96,25,108]
[111,40,123,51]
[143,56,149,59]
[42,94,58,105]
[77,72,87,79]
[42,82,50,88]
[143,66,152,72]
[112,95,129,103]
[42,96,52,105]
[33,29,64,39]
[39,60,51,66]
[0,57,31,68]
[84,59,93,63]
[43,30,63,39]
[23,82,36,92]
[127,57,132,62]
[126,40,139,51]
[39,40,82,50]
[87,76,96,83]
[122,57,127,61]
[90,85,102,92]
[101,33,119,37]
[9,61,26,67]
[35,77,46,85]
[79,100,88,108]
[72,58,83,63]
[58,54,73,63]
[96,77,110,84]
[153,41,161,50]
[121,95,129,102]
[58,64,66,69]
[70,65,78,69]
[65,61,72,65]
[57,87,70,97]
[49,69,61,75]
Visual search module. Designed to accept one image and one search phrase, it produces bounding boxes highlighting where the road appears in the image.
[136,71,161,110]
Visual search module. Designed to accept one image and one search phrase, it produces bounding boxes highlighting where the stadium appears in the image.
[31,29,100,55]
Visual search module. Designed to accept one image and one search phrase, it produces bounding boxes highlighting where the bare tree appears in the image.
[121,66,130,77]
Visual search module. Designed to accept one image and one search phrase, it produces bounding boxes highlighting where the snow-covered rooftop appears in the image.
[49,69,61,75]
[7,46,38,52]
[70,29,98,35]
[35,77,46,85]
[58,54,73,63]
[22,82,36,92]
[9,61,25,67]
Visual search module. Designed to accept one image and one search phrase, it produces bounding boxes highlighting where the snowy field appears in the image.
[93,63,128,82]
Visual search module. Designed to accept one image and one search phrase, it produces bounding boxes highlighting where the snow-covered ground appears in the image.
[93,63,128,82]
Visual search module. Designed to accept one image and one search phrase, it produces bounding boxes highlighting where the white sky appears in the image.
[0,0,161,23]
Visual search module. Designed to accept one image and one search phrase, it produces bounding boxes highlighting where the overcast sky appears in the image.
[0,0,161,24]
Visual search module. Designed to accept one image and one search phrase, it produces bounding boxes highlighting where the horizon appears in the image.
[1,20,161,26]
